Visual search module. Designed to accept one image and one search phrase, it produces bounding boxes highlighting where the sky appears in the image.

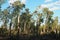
[1,0,60,23]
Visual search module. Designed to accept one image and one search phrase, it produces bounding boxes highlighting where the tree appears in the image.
[43,8,54,31]
[20,8,32,34]
[52,16,58,33]
[8,0,25,30]
[0,9,9,28]
[0,0,7,22]
[31,10,44,35]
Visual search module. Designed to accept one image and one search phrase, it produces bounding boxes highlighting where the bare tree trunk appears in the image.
[18,15,20,34]
[9,21,12,40]
[4,19,7,28]
[28,22,30,34]
[24,22,26,32]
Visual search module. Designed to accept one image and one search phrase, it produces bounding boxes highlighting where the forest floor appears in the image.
[0,33,59,40]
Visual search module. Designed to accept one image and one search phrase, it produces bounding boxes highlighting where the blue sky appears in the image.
[1,0,60,22]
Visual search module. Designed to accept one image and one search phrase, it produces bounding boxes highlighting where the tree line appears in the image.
[0,0,60,36]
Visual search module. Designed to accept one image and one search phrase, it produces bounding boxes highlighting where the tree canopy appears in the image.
[0,0,60,36]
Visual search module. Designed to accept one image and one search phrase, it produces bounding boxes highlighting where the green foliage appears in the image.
[0,0,60,36]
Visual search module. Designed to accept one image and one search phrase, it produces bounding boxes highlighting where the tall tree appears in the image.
[43,8,54,31]
[9,0,25,30]
[0,9,9,28]
[52,17,58,33]
[20,8,32,34]
[32,10,43,35]
[0,0,6,21]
